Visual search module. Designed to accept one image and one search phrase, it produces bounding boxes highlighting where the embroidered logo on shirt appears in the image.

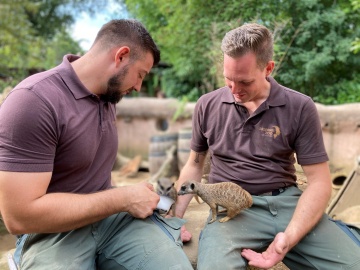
[259,126,281,138]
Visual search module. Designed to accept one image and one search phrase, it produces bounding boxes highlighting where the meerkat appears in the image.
[178,180,253,223]
[155,177,177,216]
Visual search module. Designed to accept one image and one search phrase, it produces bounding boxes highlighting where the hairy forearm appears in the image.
[32,188,127,233]
[5,182,159,235]
[5,187,128,234]
[175,151,206,218]
[175,168,202,218]
[284,178,331,249]
[0,170,159,235]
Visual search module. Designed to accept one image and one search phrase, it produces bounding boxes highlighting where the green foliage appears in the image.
[350,0,360,53]
[0,0,105,88]
[274,1,360,103]
[124,0,360,105]
[2,0,358,105]
[313,74,360,104]
[351,38,360,53]
[351,0,360,10]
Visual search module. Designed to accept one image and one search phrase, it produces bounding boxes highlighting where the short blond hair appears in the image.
[221,23,273,68]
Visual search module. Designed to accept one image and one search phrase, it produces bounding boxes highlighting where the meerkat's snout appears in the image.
[157,179,175,196]
[178,185,187,195]
[178,182,196,195]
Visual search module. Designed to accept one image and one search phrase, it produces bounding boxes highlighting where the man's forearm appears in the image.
[175,151,206,218]
[3,188,127,234]
[33,189,127,233]
[4,184,157,235]
[284,179,331,249]
[175,167,203,218]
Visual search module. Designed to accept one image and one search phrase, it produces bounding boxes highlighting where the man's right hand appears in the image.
[122,182,159,219]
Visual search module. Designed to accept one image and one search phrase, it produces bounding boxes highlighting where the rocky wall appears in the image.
[116,98,360,181]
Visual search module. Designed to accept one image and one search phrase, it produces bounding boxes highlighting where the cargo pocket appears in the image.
[150,212,186,247]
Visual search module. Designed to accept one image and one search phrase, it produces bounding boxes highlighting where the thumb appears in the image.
[274,234,288,254]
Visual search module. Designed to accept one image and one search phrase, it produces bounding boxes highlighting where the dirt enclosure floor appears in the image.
[0,170,325,270]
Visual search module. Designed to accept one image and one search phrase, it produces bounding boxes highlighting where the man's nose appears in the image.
[229,82,241,93]
[134,80,143,92]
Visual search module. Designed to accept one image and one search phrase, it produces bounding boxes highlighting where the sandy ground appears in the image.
[0,234,16,270]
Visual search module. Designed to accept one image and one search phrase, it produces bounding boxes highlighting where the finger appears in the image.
[180,229,192,242]
[142,182,154,191]
[241,248,257,257]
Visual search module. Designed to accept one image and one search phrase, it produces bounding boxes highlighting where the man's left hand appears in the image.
[241,232,289,268]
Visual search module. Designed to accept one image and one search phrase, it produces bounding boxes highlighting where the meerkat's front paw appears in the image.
[219,216,231,223]
[208,218,216,224]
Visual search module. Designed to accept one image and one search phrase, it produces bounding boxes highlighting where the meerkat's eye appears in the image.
[159,184,164,190]
[181,185,186,191]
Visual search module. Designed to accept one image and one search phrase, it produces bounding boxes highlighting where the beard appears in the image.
[101,64,130,104]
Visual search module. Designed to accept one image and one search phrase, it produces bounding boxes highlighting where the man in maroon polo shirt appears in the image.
[0,19,192,269]
[175,23,360,269]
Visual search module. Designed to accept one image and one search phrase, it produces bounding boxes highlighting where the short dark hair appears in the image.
[221,23,273,68]
[93,19,160,65]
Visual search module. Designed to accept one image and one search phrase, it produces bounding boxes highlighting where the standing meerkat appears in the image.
[178,180,253,223]
[155,177,177,216]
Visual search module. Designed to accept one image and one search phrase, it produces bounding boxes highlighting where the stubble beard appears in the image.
[101,64,130,104]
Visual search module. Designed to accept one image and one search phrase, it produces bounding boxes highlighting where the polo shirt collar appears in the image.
[56,54,94,100]
[220,76,286,107]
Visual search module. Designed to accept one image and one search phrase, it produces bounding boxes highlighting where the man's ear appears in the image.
[265,60,275,76]
[114,46,130,67]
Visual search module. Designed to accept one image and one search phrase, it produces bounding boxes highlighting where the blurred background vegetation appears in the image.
[0,0,359,105]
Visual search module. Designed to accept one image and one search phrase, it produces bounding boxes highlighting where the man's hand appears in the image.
[181,225,192,242]
[163,218,192,243]
[123,182,159,219]
[241,232,289,268]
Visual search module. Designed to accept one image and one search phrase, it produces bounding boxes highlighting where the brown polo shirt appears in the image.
[191,77,328,195]
[0,55,117,194]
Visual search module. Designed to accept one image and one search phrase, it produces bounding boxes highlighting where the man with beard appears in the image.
[0,19,193,270]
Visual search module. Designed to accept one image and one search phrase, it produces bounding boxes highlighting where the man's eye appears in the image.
[241,82,252,86]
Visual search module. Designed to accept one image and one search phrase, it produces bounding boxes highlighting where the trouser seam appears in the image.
[345,258,360,269]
